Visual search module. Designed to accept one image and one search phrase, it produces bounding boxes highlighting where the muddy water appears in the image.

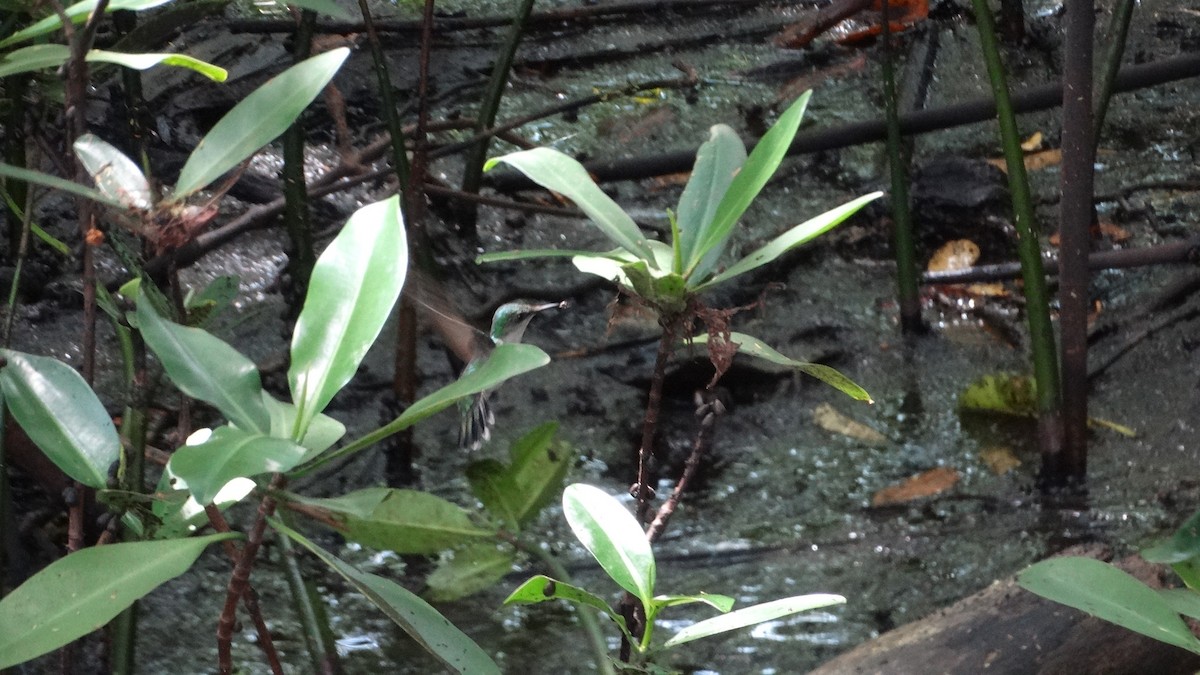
[10,0,1199,672]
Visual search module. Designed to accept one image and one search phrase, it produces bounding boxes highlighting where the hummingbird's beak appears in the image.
[534,301,568,313]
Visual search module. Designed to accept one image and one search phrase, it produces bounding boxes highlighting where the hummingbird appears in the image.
[458,300,564,451]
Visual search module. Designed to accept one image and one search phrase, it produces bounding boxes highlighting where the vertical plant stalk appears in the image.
[110,331,147,675]
[281,10,319,308]
[969,0,1063,463]
[1092,0,1135,149]
[455,0,537,237]
[1056,0,1095,480]
[634,317,680,525]
[204,505,284,675]
[217,474,287,675]
[880,0,922,333]
[277,513,340,675]
[353,0,426,485]
[644,390,721,543]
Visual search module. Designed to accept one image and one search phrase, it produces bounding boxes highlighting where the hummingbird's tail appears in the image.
[459,392,496,451]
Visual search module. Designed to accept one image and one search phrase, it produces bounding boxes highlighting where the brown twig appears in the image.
[204,505,284,675]
[645,391,723,543]
[216,474,287,675]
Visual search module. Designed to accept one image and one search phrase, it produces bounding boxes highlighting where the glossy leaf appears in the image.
[696,191,883,289]
[261,391,345,461]
[289,343,550,478]
[137,293,270,434]
[0,0,173,50]
[676,124,745,277]
[0,533,238,669]
[73,133,153,211]
[689,332,872,402]
[174,48,349,198]
[477,248,622,264]
[289,195,406,436]
[426,543,515,602]
[0,350,119,488]
[0,160,117,208]
[167,426,306,505]
[1018,557,1200,655]
[87,49,227,81]
[485,148,655,264]
[651,593,735,614]
[686,91,811,280]
[391,343,548,431]
[293,488,495,554]
[258,0,352,19]
[662,593,845,648]
[562,483,655,608]
[504,574,630,639]
[1143,509,1200,564]
[271,518,500,675]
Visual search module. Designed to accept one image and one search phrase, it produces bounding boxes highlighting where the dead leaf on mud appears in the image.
[871,467,960,506]
[927,239,980,272]
[813,403,886,445]
[979,446,1021,475]
[987,148,1062,173]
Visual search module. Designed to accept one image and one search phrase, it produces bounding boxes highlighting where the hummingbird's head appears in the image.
[490,300,565,344]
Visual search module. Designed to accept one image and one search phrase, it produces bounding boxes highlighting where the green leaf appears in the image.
[651,593,735,614]
[1018,557,1200,655]
[686,91,811,281]
[0,43,70,79]
[562,483,655,609]
[960,373,1037,416]
[137,293,271,434]
[1159,589,1200,622]
[466,423,569,532]
[467,460,520,529]
[167,426,307,505]
[391,343,547,431]
[87,49,227,81]
[271,518,501,675]
[0,160,117,208]
[506,422,571,526]
[289,195,406,436]
[0,350,119,488]
[258,0,353,19]
[504,574,630,639]
[485,148,656,264]
[696,192,883,289]
[676,124,746,277]
[0,533,239,669]
[289,343,550,478]
[292,488,496,554]
[0,0,173,50]
[661,593,845,648]
[689,332,872,402]
[477,248,624,264]
[1143,509,1200,565]
[73,133,153,211]
[426,543,515,602]
[173,48,349,198]
[261,392,345,462]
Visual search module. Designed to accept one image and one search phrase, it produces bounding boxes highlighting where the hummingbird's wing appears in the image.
[458,390,495,451]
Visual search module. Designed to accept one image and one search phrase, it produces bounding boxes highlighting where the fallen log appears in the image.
[810,546,1200,675]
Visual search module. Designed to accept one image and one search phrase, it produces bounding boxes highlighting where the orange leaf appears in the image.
[871,467,959,506]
